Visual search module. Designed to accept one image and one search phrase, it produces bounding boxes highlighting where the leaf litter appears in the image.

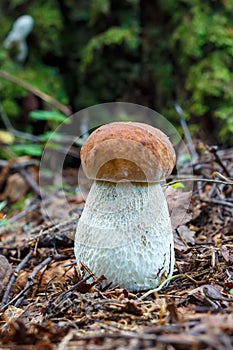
[0,145,232,349]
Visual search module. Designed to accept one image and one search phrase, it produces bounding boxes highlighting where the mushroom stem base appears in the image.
[75,181,174,291]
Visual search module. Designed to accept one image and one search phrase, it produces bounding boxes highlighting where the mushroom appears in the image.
[3,15,34,63]
[75,122,176,290]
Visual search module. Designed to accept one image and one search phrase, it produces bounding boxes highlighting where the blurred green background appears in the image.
[0,0,233,152]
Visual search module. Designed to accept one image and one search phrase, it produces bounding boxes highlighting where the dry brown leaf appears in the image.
[0,156,38,203]
[164,186,192,229]
[36,260,77,292]
[0,173,29,203]
[3,305,24,323]
[219,245,230,262]
[174,225,196,251]
[188,284,232,308]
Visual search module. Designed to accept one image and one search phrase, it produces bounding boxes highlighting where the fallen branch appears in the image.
[0,70,71,116]
[14,255,54,307]
[1,250,33,308]
[0,100,40,142]
[167,176,233,187]
[200,198,233,208]
[207,145,231,177]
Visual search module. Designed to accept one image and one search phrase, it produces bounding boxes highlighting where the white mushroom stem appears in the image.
[3,15,34,63]
[75,180,174,291]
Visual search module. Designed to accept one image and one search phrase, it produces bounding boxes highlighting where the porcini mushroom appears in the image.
[75,122,176,290]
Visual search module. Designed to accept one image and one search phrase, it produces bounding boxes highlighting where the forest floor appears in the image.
[0,143,232,350]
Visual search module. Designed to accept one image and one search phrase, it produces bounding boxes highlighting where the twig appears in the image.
[140,274,185,300]
[1,255,55,310]
[56,273,95,296]
[45,273,96,318]
[207,146,231,177]
[27,214,80,244]
[212,171,233,183]
[18,167,44,198]
[201,198,233,208]
[1,285,33,311]
[72,330,231,348]
[80,261,98,281]
[174,103,198,163]
[7,202,41,224]
[14,255,54,307]
[63,330,159,343]
[7,196,51,225]
[0,70,71,116]
[68,328,202,347]
[167,176,233,187]
[0,99,40,142]
[1,250,33,308]
[0,159,37,170]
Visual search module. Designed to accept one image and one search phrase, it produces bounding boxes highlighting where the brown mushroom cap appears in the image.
[80,122,176,182]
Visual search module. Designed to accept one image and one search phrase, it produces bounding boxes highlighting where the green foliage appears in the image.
[29,1,63,55]
[80,27,139,72]
[0,0,67,128]
[30,110,69,125]
[0,218,10,227]
[88,0,110,26]
[215,106,233,141]
[9,193,33,213]
[170,182,185,189]
[10,143,42,156]
[37,131,66,144]
[0,0,233,148]
[171,0,233,142]
[0,63,67,118]
[0,201,7,211]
